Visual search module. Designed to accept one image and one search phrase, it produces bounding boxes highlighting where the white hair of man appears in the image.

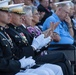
[23,5,32,16]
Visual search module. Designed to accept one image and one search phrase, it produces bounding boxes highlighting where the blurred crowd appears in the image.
[0,0,76,75]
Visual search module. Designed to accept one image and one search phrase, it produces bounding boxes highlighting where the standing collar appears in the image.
[22,24,26,29]
[7,23,18,29]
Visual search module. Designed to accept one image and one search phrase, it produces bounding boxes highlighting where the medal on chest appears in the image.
[20,32,28,44]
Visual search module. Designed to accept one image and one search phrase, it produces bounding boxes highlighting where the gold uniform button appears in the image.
[6,45,8,47]
[19,41,21,43]
[15,35,19,38]
[0,27,3,30]
[2,38,6,40]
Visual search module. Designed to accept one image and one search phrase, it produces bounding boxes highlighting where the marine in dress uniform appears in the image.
[6,24,35,58]
[0,1,23,75]
[0,26,21,75]
[5,4,73,75]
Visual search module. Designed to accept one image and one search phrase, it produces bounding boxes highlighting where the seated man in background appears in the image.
[37,0,52,25]
[43,1,74,50]
[48,0,57,13]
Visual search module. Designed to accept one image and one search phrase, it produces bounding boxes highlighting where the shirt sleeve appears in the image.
[43,16,55,31]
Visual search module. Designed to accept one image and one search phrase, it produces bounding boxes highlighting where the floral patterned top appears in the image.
[27,26,42,38]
